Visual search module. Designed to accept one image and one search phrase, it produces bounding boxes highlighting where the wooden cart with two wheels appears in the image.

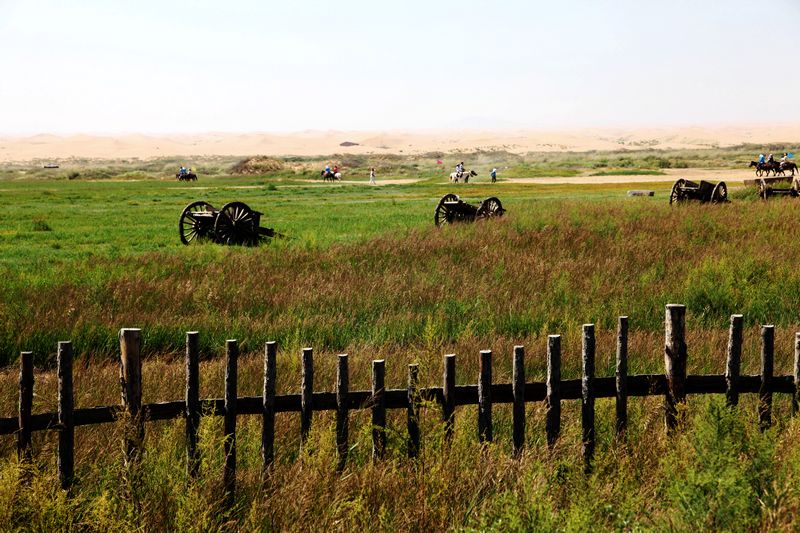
[179,201,280,245]
[669,179,728,205]
[434,194,506,226]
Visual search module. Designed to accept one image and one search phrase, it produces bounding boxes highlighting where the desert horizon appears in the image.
[2,124,799,162]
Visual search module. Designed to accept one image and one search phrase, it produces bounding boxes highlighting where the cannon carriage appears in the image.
[434,194,505,226]
[669,179,728,205]
[179,201,280,245]
[757,177,800,200]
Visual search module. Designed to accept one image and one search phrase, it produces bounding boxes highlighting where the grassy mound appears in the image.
[230,156,285,175]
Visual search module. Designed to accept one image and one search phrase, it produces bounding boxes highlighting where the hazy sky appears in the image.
[1,0,798,134]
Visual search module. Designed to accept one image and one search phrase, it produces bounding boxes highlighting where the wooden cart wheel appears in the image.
[758,178,769,201]
[434,193,460,226]
[711,181,728,204]
[214,201,259,245]
[476,197,505,220]
[179,201,216,245]
[669,179,685,205]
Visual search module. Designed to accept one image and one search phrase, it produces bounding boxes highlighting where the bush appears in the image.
[231,157,285,175]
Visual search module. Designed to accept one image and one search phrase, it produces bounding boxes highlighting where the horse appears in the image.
[449,169,477,183]
[320,170,341,181]
[176,172,197,181]
[777,162,798,177]
[749,161,779,177]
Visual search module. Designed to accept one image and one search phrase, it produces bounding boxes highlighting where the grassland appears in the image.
[2,145,800,530]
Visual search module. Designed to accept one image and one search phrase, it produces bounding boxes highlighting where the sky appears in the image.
[0,0,798,134]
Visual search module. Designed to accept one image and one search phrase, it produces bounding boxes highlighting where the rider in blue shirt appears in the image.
[758,154,766,165]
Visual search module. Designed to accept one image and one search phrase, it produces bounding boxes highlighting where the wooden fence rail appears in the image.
[3,305,800,506]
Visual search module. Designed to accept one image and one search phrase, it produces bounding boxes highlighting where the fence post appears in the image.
[443,354,456,441]
[262,341,277,470]
[336,354,349,470]
[185,331,200,479]
[478,350,492,443]
[18,351,33,464]
[616,317,628,436]
[664,304,687,433]
[57,342,74,489]
[119,328,143,466]
[372,360,386,460]
[407,364,420,458]
[512,345,525,454]
[582,324,595,473]
[760,326,774,431]
[546,335,561,447]
[725,315,743,407]
[794,332,800,415]
[223,339,238,507]
[300,348,313,449]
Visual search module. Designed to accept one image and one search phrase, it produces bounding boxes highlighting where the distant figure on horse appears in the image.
[321,164,341,181]
[777,153,798,176]
[750,154,779,177]
[176,165,198,181]
[450,162,477,183]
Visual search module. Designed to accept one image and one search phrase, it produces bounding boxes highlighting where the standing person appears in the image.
[490,167,497,183]
[369,167,376,185]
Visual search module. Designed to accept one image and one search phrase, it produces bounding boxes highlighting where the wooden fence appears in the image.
[2,304,800,504]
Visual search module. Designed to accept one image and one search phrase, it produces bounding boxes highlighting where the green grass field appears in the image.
[3,147,800,530]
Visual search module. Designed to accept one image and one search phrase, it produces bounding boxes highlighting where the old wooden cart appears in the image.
[669,179,728,205]
[179,201,279,245]
[757,177,800,200]
[434,194,505,226]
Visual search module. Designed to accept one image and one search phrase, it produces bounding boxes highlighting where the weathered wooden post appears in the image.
[372,360,386,460]
[18,351,33,464]
[300,347,313,449]
[185,332,200,479]
[759,326,774,431]
[725,315,743,407]
[119,328,143,466]
[615,317,628,436]
[57,341,74,489]
[546,335,561,447]
[582,324,595,473]
[443,354,456,441]
[794,332,800,415]
[478,350,492,443]
[262,341,277,469]
[223,339,238,507]
[407,364,420,458]
[664,304,687,433]
[512,345,525,454]
[336,354,349,470]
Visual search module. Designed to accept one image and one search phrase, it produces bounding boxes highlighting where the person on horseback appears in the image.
[758,153,766,165]
[455,162,464,179]
[768,154,774,164]
[179,166,188,176]
[781,153,789,164]
[333,165,339,175]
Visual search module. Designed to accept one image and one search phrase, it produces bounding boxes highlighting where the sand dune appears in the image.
[1,125,799,162]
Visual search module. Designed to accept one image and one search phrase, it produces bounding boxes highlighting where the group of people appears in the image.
[178,165,192,176]
[757,153,792,166]
[454,161,498,182]
[322,164,377,184]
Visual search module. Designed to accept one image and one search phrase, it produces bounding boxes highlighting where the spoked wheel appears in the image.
[669,179,685,205]
[179,201,216,245]
[434,193,460,226]
[476,197,505,220]
[214,202,259,245]
[711,181,728,204]
[758,178,769,201]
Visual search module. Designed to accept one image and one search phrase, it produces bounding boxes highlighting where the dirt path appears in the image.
[503,168,757,185]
